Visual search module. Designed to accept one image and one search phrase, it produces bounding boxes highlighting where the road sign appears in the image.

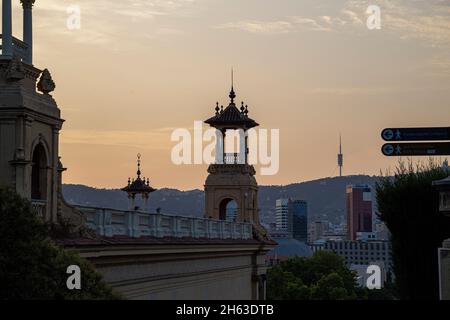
[382,142,450,156]
[381,127,450,142]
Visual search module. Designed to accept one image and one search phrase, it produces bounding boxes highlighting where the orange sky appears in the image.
[5,0,450,190]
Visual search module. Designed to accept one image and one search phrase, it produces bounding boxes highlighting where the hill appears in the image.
[62,175,380,224]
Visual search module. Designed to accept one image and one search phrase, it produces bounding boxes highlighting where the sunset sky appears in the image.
[6,0,450,190]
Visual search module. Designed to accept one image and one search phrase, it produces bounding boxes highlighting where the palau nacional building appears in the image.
[0,1,276,300]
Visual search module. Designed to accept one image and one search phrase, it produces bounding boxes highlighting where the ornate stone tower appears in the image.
[122,154,156,211]
[0,1,82,226]
[204,83,261,225]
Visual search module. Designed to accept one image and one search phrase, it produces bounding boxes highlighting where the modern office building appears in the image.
[276,199,290,232]
[291,200,308,242]
[276,198,308,242]
[347,184,373,240]
[310,221,325,243]
[311,240,393,281]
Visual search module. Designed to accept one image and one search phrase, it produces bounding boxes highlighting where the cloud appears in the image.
[61,128,173,150]
[215,20,295,35]
[215,8,366,35]
[344,0,450,47]
[23,0,197,47]
[215,0,450,48]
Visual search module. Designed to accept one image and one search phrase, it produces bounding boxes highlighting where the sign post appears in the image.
[381,127,450,157]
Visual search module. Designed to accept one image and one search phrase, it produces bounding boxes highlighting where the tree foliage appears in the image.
[267,251,368,300]
[376,160,450,300]
[0,187,121,300]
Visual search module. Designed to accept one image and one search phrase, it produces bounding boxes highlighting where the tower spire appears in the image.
[137,153,141,179]
[229,68,236,104]
[338,134,344,177]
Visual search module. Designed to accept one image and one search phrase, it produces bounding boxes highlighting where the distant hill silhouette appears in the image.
[62,175,381,224]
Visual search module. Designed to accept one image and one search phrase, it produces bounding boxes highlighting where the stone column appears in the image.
[21,0,35,64]
[2,0,13,58]
[238,129,246,164]
[215,129,224,164]
[51,126,60,223]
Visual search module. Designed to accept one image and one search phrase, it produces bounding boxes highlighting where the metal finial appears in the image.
[244,105,248,116]
[241,101,245,113]
[220,105,224,113]
[137,153,141,178]
[215,102,220,115]
[229,68,236,103]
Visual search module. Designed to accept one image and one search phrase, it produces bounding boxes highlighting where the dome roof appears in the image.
[122,177,155,194]
[267,237,313,258]
[204,87,259,130]
[122,154,156,195]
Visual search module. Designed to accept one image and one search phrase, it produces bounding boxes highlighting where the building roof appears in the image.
[122,177,155,194]
[267,237,313,258]
[122,154,156,195]
[204,87,259,130]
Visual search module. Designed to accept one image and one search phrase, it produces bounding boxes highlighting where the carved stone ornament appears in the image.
[37,68,56,94]
[6,56,25,81]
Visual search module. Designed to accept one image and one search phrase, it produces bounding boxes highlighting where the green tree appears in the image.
[0,187,121,300]
[267,267,310,299]
[267,251,367,300]
[310,273,348,300]
[376,160,450,300]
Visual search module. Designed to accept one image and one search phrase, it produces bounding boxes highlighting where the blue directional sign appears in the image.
[382,143,450,156]
[381,127,450,142]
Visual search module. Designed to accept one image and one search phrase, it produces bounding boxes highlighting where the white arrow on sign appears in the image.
[382,129,394,141]
[383,144,395,155]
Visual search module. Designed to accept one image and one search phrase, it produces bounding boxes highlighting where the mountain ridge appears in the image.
[62,175,381,224]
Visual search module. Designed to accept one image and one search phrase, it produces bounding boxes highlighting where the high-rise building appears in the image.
[311,221,325,242]
[346,184,373,241]
[276,198,308,242]
[291,200,308,242]
[276,199,290,232]
[311,239,393,285]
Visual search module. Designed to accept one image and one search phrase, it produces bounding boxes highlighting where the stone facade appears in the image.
[0,58,84,228]
[205,164,259,224]
[1,2,275,300]
[66,238,270,300]
[0,59,61,222]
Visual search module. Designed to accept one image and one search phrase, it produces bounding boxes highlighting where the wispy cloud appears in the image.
[26,0,197,47]
[215,8,364,35]
[344,0,450,47]
[61,128,174,150]
[216,20,295,35]
[216,0,450,48]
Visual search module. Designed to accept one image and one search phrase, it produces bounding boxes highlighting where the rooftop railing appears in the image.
[223,153,246,165]
[0,35,28,61]
[75,205,253,240]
